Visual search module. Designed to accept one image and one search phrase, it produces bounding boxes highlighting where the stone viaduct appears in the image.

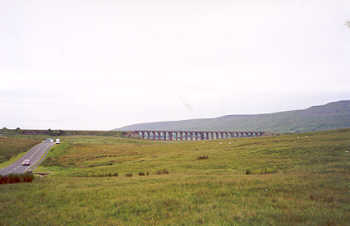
[124,130,265,141]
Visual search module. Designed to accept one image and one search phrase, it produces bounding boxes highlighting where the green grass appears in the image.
[1,129,350,225]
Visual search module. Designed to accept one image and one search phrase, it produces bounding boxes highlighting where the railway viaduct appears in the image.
[124,130,265,141]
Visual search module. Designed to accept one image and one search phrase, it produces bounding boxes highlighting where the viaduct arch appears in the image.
[123,130,265,141]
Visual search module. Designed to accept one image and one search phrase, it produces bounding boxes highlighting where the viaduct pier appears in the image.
[123,130,265,141]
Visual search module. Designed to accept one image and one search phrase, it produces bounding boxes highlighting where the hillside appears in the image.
[117,100,350,133]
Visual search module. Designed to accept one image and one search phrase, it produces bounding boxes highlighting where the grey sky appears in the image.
[1,0,350,130]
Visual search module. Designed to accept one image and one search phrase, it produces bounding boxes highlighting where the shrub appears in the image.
[197,155,208,160]
[0,172,34,185]
[0,175,7,184]
[156,169,169,175]
[22,172,34,182]
[125,173,133,177]
[260,168,277,174]
[245,169,251,175]
[146,172,150,176]
[8,174,20,183]
[89,172,119,177]
[138,172,145,176]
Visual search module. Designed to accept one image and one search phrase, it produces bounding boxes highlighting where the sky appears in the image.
[1,0,350,130]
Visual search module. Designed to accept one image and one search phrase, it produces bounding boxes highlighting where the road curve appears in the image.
[0,141,55,175]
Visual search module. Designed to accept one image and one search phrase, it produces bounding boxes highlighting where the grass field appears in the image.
[0,136,43,165]
[0,129,350,225]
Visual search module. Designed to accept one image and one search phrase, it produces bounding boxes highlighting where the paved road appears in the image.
[0,141,55,175]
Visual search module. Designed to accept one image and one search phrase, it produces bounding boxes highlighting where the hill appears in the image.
[116,100,350,133]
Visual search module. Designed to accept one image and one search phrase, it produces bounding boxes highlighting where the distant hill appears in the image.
[116,100,350,133]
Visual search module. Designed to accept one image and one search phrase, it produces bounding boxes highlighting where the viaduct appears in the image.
[124,130,265,141]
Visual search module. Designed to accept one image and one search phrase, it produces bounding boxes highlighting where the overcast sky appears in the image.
[1,0,350,130]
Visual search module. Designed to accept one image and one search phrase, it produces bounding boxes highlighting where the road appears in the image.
[0,141,55,175]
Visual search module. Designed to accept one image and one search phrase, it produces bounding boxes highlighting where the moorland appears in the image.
[0,129,350,225]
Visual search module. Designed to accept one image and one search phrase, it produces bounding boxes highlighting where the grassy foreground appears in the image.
[0,129,350,225]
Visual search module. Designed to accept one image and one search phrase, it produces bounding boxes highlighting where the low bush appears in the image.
[0,172,34,185]
[125,173,133,177]
[156,169,169,175]
[96,172,118,177]
[138,172,145,176]
[87,161,113,168]
[197,155,208,160]
[260,168,278,174]
[77,172,119,177]
[242,168,277,176]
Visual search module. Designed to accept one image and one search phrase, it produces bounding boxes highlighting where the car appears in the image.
[45,138,54,143]
[22,159,31,166]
